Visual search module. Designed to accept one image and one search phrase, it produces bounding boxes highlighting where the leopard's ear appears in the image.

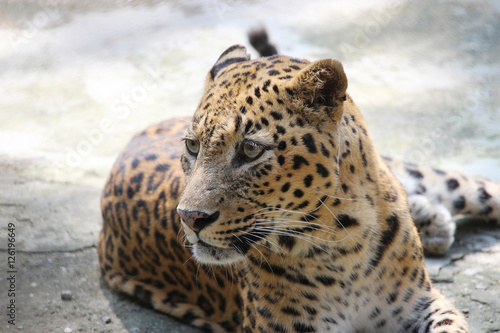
[287,59,347,122]
[209,45,251,79]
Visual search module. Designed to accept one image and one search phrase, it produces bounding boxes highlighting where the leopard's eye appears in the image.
[243,142,264,160]
[185,139,200,156]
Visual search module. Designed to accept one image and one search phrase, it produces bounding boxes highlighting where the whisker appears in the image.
[195,261,200,287]
[241,231,286,254]
[253,219,337,232]
[253,223,340,239]
[231,242,245,256]
[209,265,219,286]
[253,225,347,246]
[320,191,358,202]
[176,224,184,241]
[253,199,327,218]
[224,265,235,295]
[248,242,275,273]
[252,195,330,221]
[253,218,340,235]
[183,255,196,266]
[252,226,331,250]
[265,225,353,244]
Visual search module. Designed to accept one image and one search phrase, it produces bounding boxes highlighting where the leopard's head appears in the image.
[177,45,348,265]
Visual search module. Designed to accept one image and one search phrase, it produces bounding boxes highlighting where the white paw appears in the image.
[408,195,455,255]
[407,194,433,224]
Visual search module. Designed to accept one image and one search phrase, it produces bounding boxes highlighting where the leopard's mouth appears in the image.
[192,240,246,265]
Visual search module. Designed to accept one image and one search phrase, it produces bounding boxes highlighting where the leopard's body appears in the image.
[96,45,498,332]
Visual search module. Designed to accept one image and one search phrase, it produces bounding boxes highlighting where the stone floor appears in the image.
[0,0,499,332]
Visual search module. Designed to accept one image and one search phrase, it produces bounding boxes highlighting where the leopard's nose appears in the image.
[177,208,220,233]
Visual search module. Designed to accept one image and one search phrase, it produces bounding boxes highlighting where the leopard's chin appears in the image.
[192,241,245,265]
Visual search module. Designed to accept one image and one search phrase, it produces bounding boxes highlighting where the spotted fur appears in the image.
[98,45,472,332]
[383,157,500,255]
[248,28,500,256]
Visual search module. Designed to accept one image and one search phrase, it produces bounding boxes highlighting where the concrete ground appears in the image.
[0,0,499,332]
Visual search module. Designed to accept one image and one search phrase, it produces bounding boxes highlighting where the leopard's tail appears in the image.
[248,28,278,57]
[384,156,500,225]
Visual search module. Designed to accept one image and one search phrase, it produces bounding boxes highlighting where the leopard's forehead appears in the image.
[191,56,310,143]
[212,55,310,88]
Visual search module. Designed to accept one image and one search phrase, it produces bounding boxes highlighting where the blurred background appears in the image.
[0,0,499,332]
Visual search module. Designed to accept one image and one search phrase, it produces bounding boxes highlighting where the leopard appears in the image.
[97,44,485,332]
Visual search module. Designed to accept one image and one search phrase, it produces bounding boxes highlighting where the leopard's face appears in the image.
[177,47,348,265]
